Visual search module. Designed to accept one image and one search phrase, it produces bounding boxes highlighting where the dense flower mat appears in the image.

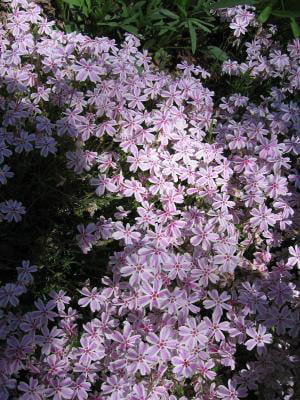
[0,0,300,399]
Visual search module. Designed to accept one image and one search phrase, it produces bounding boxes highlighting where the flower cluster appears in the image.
[0,0,299,399]
[213,5,257,38]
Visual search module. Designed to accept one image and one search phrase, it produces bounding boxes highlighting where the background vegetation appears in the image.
[1,0,298,295]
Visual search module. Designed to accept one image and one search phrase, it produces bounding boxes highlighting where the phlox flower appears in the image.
[191,258,219,287]
[73,59,104,82]
[101,376,128,400]
[35,135,57,157]
[0,200,26,222]
[203,290,232,320]
[32,299,57,324]
[127,341,156,375]
[112,222,141,245]
[197,359,217,381]
[49,289,71,312]
[213,244,239,273]
[5,334,33,371]
[36,326,64,355]
[131,383,147,400]
[139,279,168,310]
[78,287,104,312]
[0,164,14,184]
[263,305,294,335]
[171,349,198,378]
[287,245,300,269]
[120,254,152,286]
[122,178,146,202]
[190,222,219,250]
[204,314,230,343]
[76,223,97,254]
[245,324,272,355]
[179,317,208,348]
[13,130,35,153]
[45,378,73,400]
[90,174,117,196]
[138,245,169,268]
[164,253,191,281]
[249,204,278,232]
[217,379,248,399]
[0,283,25,307]
[16,260,37,284]
[72,375,91,400]
[146,326,177,361]
[18,377,45,400]
[109,321,140,351]
[77,336,105,365]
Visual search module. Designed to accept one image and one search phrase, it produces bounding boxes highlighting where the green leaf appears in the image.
[190,18,212,32]
[64,24,75,33]
[271,10,300,18]
[176,4,188,16]
[160,8,179,19]
[209,0,257,9]
[84,0,91,11]
[205,45,229,60]
[120,24,140,35]
[97,21,122,27]
[290,17,300,37]
[258,5,272,23]
[189,18,214,27]
[188,20,197,54]
[62,0,83,7]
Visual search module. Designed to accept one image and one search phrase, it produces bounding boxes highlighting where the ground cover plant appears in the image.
[0,0,300,399]
[51,0,300,67]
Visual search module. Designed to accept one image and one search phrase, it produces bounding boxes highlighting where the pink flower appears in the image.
[112,222,141,245]
[32,299,57,323]
[45,378,73,400]
[164,253,191,281]
[16,260,37,284]
[127,342,155,375]
[214,244,239,273]
[203,290,232,320]
[120,254,152,286]
[197,359,216,381]
[90,174,117,196]
[110,321,140,351]
[250,204,278,232]
[171,349,197,378]
[73,59,104,82]
[49,290,71,312]
[122,178,146,202]
[101,376,127,400]
[179,317,208,348]
[18,377,45,400]
[245,324,272,354]
[204,314,230,343]
[76,223,97,254]
[287,245,300,269]
[146,326,177,361]
[190,222,219,250]
[78,287,104,312]
[217,379,248,399]
[0,164,14,184]
[77,336,105,364]
[139,279,168,310]
[0,283,25,307]
[0,200,26,222]
[72,376,91,400]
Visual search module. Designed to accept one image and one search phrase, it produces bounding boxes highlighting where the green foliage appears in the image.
[0,140,120,295]
[209,0,257,9]
[54,0,217,60]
